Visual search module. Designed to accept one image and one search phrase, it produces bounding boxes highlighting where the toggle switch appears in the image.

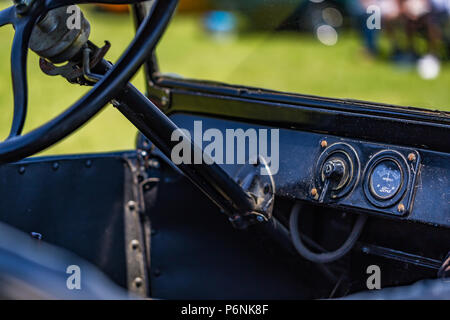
[318,158,348,203]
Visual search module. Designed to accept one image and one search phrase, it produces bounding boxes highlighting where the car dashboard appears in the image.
[169,113,449,229]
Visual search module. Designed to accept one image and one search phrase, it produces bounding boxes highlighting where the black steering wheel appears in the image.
[0,0,177,163]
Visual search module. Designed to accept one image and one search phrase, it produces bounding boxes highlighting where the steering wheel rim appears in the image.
[0,0,178,163]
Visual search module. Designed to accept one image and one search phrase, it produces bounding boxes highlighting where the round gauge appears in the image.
[363,150,413,210]
[369,160,402,199]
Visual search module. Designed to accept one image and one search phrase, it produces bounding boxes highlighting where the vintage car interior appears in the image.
[0,0,448,299]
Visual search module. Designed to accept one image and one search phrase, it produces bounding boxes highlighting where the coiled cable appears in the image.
[289,202,367,264]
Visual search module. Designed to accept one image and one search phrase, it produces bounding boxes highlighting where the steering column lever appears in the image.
[89,58,266,228]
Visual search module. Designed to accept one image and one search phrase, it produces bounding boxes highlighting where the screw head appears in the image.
[52,162,59,171]
[130,239,140,250]
[311,188,318,197]
[408,153,416,162]
[134,277,143,287]
[161,96,169,106]
[128,201,137,211]
[18,166,26,174]
[397,203,406,214]
[320,140,328,148]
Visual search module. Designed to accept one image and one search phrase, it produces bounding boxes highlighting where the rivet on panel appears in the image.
[134,277,143,288]
[131,239,140,250]
[397,203,405,214]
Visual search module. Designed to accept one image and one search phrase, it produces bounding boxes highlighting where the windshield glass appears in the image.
[157,0,450,112]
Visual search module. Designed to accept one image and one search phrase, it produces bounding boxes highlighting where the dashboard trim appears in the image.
[154,85,450,154]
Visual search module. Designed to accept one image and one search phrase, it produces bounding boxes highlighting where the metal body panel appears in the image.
[144,166,325,299]
[0,149,445,298]
[0,152,135,288]
[143,151,449,299]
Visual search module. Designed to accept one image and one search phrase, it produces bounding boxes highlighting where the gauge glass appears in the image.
[369,160,402,200]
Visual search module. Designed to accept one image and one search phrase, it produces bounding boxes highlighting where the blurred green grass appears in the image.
[0,7,448,157]
[157,14,450,112]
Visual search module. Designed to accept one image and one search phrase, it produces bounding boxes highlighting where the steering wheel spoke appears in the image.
[8,21,33,138]
[0,0,177,162]
[0,6,14,27]
[0,3,44,140]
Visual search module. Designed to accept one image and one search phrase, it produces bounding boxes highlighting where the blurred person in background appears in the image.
[380,0,406,60]
[357,0,382,56]
[358,0,403,57]
[358,0,448,66]
[402,0,442,57]
[430,0,450,56]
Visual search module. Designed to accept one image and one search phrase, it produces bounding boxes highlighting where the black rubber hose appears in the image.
[289,202,367,264]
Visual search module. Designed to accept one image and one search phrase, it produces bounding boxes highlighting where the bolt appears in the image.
[85,160,92,168]
[18,166,25,175]
[408,153,416,162]
[52,162,59,171]
[130,239,140,250]
[140,150,148,158]
[161,96,169,107]
[311,188,318,197]
[320,140,328,148]
[397,203,405,214]
[134,277,143,288]
[128,201,137,211]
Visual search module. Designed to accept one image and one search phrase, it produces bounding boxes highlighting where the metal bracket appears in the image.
[231,155,276,229]
[39,40,110,85]
[123,155,153,298]
[357,242,443,271]
[147,85,171,111]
